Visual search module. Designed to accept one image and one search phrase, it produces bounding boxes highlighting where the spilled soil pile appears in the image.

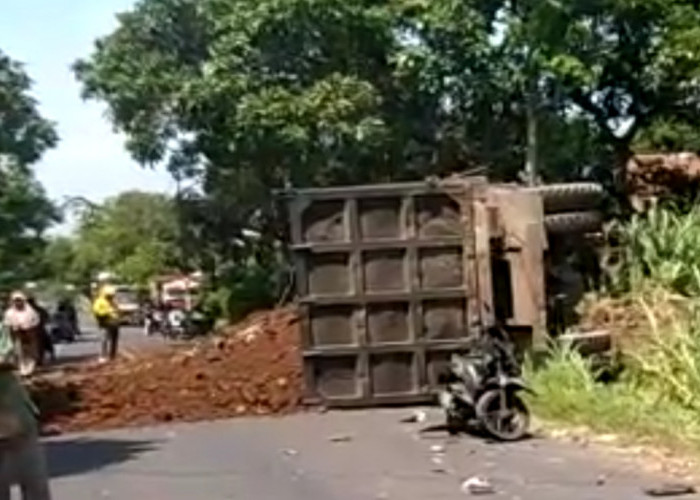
[30,308,302,433]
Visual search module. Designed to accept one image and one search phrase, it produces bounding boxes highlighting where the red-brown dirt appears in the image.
[626,153,700,209]
[29,308,303,433]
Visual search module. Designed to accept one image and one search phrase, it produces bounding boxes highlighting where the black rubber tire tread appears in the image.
[526,183,604,214]
[544,210,603,235]
[475,389,530,442]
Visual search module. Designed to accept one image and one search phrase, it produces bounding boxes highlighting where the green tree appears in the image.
[73,0,700,312]
[503,0,700,160]
[0,50,60,290]
[1,51,58,164]
[42,237,78,284]
[70,191,181,285]
[75,0,700,200]
[72,0,508,276]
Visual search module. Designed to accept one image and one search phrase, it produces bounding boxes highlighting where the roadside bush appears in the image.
[607,203,700,296]
[528,204,700,453]
[526,329,700,452]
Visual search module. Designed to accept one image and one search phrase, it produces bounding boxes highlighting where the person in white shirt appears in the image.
[2,293,40,377]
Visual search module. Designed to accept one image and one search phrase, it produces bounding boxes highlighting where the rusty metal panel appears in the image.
[284,178,488,407]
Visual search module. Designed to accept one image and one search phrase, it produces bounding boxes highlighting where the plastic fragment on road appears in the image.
[430,444,446,454]
[644,483,696,497]
[329,434,353,443]
[461,476,495,495]
[400,410,427,424]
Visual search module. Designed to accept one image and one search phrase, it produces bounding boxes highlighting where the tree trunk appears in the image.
[524,78,539,186]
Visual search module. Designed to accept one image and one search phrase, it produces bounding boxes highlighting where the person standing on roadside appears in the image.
[91,286,121,363]
[0,321,52,500]
[25,297,54,367]
[2,293,40,377]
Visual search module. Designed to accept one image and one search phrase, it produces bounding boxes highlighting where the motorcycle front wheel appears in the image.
[476,389,530,442]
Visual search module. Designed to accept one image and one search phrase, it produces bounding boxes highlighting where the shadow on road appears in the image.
[46,438,160,478]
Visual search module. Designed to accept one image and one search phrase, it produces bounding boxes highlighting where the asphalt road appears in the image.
[40,321,688,500]
[51,323,166,366]
[43,409,682,500]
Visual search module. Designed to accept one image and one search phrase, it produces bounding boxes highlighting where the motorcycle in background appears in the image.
[164,307,186,339]
[49,309,77,343]
[144,307,164,336]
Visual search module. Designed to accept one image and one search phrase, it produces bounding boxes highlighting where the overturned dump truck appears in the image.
[279,177,604,407]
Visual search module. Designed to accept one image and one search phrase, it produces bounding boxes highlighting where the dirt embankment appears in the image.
[30,308,303,433]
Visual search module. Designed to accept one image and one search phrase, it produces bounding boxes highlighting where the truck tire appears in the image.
[526,183,604,214]
[544,211,603,235]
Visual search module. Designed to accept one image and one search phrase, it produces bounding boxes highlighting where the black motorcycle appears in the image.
[437,327,532,441]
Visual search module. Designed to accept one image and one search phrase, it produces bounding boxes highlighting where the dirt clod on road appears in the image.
[30,308,303,433]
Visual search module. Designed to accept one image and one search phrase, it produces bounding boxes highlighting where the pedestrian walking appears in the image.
[0,322,52,500]
[25,297,54,366]
[2,293,40,377]
[91,286,121,363]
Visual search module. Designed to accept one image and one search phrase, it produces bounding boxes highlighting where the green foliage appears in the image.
[606,205,700,296]
[529,205,700,453]
[67,191,181,285]
[75,0,700,191]
[515,0,700,155]
[634,118,700,154]
[41,237,79,284]
[0,50,58,164]
[74,0,700,317]
[0,49,60,290]
[527,295,700,453]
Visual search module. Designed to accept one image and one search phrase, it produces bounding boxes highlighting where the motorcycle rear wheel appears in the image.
[476,389,530,442]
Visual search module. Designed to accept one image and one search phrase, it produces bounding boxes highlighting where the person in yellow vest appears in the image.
[92,286,121,363]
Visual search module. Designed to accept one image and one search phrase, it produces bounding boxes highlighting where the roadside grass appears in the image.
[525,339,700,454]
[526,204,700,455]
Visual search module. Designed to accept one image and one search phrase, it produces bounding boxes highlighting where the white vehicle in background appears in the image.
[150,272,202,311]
[113,285,143,326]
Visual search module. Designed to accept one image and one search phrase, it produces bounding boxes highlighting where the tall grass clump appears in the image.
[528,203,700,452]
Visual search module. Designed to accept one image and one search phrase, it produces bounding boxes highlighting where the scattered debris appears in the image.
[29,308,302,433]
[329,434,354,443]
[400,410,427,424]
[282,449,299,457]
[461,476,495,496]
[596,474,607,486]
[644,483,696,497]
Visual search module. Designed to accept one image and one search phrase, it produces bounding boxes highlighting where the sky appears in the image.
[0,0,175,209]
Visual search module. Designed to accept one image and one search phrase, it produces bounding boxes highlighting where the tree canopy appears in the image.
[0,49,60,289]
[73,0,700,296]
[62,191,181,286]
